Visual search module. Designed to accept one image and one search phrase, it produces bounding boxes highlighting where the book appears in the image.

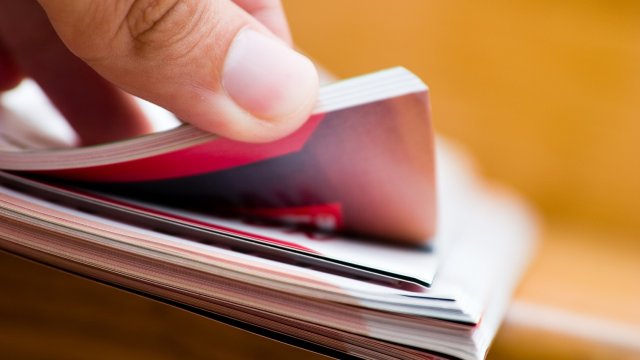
[0,68,536,360]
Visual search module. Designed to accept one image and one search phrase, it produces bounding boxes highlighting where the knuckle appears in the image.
[53,2,123,63]
[126,0,210,60]
[127,0,181,39]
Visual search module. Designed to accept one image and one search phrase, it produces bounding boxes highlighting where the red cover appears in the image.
[31,92,435,244]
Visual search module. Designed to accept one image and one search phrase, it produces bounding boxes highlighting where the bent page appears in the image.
[0,68,435,243]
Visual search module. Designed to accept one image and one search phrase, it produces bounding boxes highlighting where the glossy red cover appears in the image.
[33,93,436,244]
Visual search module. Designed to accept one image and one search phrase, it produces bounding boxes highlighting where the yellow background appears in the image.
[284,0,640,238]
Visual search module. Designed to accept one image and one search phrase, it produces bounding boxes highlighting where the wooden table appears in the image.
[1,1,639,358]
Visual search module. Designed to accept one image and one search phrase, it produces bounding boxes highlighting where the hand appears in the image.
[0,0,318,146]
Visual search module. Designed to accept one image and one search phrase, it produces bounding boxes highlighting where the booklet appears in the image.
[0,67,436,244]
[0,68,536,360]
[0,67,442,289]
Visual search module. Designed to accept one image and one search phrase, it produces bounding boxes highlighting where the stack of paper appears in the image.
[0,68,536,359]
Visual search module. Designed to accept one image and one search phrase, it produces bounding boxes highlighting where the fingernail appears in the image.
[222,28,318,121]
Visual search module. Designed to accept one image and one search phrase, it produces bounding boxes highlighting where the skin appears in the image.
[0,0,318,145]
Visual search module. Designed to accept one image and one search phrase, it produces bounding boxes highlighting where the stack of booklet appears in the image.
[0,68,536,360]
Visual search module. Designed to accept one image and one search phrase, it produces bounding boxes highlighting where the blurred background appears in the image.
[1,1,639,359]
[282,0,640,358]
[283,1,640,358]
[286,0,640,238]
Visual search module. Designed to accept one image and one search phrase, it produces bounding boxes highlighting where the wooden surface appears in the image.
[491,222,640,359]
[2,1,639,359]
[0,251,327,360]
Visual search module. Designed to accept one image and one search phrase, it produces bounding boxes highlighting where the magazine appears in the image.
[0,68,536,360]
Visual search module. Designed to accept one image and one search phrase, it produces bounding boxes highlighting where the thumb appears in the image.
[37,0,318,142]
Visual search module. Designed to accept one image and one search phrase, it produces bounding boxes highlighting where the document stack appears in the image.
[0,68,536,359]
